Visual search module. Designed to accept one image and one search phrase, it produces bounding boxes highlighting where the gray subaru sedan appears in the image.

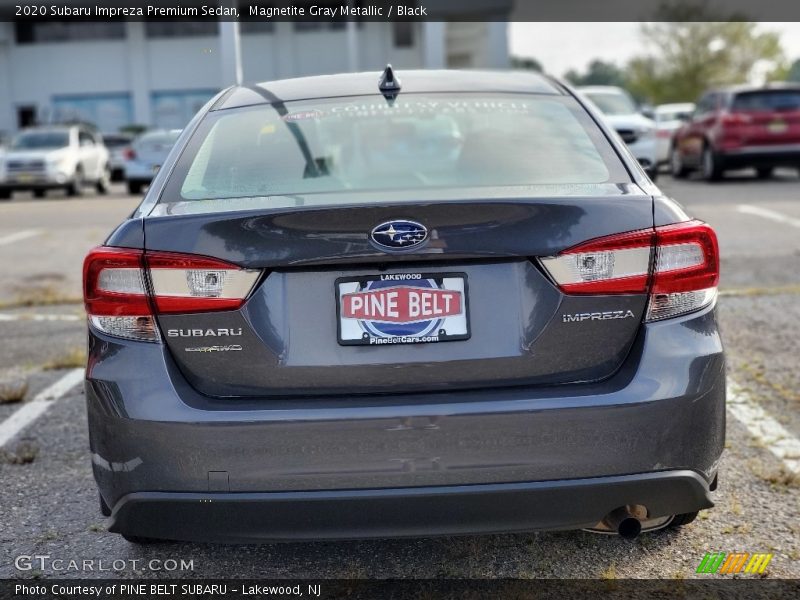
[83,68,724,543]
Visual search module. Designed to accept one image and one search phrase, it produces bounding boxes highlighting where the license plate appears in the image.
[15,174,35,182]
[767,120,788,134]
[336,272,470,346]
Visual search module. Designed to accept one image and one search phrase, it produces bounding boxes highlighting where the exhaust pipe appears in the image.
[601,506,643,539]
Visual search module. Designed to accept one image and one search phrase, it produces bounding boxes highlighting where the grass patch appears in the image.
[43,347,86,370]
[0,283,82,309]
[748,458,800,489]
[0,371,28,404]
[0,440,39,465]
[600,564,617,580]
[720,284,800,298]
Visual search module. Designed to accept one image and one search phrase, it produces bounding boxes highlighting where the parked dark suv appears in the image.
[670,83,800,181]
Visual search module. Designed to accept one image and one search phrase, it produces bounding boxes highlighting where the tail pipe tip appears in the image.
[602,506,643,539]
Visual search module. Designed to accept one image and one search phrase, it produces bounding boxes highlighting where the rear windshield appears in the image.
[11,131,70,150]
[168,93,623,203]
[582,91,637,116]
[103,135,132,148]
[732,90,800,112]
[136,131,181,151]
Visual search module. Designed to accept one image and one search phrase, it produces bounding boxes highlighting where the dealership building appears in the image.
[0,14,510,135]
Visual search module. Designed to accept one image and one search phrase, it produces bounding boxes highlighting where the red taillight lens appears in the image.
[122,147,136,160]
[83,247,150,316]
[651,221,719,293]
[647,221,719,321]
[83,247,261,340]
[541,220,719,321]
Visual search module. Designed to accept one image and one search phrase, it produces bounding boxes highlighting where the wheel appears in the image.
[701,145,724,181]
[0,189,11,200]
[95,166,110,195]
[646,167,658,183]
[669,146,690,179]
[756,166,773,179]
[66,168,84,196]
[122,534,163,544]
[99,493,111,517]
[668,511,699,528]
[33,189,46,199]
[127,181,143,195]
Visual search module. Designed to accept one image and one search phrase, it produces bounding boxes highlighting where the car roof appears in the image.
[215,69,565,110]
[576,86,628,94]
[19,126,74,134]
[707,82,800,96]
[655,102,695,112]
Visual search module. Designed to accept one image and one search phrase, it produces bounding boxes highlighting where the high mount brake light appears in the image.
[83,247,260,341]
[541,220,719,321]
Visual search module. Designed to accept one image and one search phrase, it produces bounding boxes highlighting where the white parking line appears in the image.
[737,205,800,229]
[728,378,800,474]
[0,313,82,322]
[0,229,42,246]
[0,368,84,449]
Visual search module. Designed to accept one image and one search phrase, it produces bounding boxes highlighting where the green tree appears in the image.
[564,60,627,88]
[786,59,800,82]
[626,20,784,104]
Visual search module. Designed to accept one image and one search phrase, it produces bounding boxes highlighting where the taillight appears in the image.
[647,221,719,321]
[83,247,260,341]
[541,220,719,321]
[122,147,136,160]
[540,229,654,295]
[721,112,752,127]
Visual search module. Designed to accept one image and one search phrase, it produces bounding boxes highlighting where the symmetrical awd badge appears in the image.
[370,220,428,250]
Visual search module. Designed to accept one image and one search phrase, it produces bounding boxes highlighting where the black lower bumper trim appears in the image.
[109,470,712,543]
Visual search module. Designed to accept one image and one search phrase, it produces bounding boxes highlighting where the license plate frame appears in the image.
[335,272,470,346]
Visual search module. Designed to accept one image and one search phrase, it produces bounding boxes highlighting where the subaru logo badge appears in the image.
[370,220,428,251]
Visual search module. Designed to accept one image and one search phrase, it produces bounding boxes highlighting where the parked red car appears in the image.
[670,84,800,181]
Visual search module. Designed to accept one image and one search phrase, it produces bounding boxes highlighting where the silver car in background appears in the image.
[123,129,181,194]
[0,126,110,199]
[103,133,134,182]
[654,103,695,166]
[578,86,659,181]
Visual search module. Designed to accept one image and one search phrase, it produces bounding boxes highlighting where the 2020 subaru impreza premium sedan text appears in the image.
[83,69,724,543]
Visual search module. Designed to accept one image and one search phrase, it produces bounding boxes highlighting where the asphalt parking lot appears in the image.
[0,171,799,580]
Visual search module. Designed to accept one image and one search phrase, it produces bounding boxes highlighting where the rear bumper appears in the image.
[0,176,69,190]
[87,304,725,539]
[109,470,713,542]
[720,145,800,167]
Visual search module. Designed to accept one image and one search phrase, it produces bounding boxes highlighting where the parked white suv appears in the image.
[578,86,659,182]
[0,126,110,199]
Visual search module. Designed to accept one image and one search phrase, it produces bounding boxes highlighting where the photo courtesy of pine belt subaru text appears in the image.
[83,66,725,543]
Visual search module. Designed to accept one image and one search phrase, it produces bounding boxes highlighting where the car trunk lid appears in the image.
[143,189,656,397]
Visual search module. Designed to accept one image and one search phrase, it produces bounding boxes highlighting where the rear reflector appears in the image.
[541,220,719,321]
[83,247,260,341]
